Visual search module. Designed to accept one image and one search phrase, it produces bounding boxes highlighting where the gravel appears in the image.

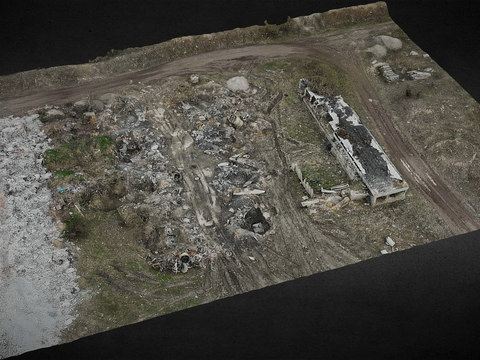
[0,115,81,359]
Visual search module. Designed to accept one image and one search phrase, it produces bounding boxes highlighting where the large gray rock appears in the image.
[374,35,402,51]
[226,76,249,92]
[366,44,387,58]
[92,100,105,112]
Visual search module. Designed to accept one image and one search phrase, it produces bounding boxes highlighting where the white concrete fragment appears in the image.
[233,189,265,196]
[385,236,396,247]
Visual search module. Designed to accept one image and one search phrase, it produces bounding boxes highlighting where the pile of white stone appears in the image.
[0,115,81,359]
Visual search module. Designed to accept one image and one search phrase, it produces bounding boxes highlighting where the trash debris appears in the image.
[330,183,349,191]
[407,70,431,80]
[385,236,395,247]
[233,188,265,196]
[57,187,69,193]
[301,198,321,208]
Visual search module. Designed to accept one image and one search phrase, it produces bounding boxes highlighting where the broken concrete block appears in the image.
[407,71,431,80]
[385,236,395,247]
[301,198,321,207]
[233,189,265,196]
[380,249,389,255]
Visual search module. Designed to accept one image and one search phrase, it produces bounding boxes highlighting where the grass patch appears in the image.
[97,136,115,152]
[55,170,75,178]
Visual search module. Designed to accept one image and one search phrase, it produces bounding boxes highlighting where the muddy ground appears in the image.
[1,3,480,355]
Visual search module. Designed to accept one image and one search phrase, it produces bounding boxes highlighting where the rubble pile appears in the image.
[0,115,80,357]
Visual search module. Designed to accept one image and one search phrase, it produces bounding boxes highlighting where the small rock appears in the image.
[189,74,199,84]
[423,53,430,58]
[151,144,159,151]
[409,50,419,56]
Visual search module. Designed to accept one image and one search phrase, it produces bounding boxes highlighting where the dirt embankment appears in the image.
[0,2,389,98]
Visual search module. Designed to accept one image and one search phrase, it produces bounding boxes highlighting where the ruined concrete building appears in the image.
[299,79,408,206]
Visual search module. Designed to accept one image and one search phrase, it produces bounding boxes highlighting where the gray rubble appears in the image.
[0,115,81,358]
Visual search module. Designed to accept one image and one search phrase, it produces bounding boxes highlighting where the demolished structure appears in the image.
[299,79,409,206]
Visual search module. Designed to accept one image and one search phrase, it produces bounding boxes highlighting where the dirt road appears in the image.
[1,21,478,235]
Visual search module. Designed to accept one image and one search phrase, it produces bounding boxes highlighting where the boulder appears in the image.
[226,76,249,92]
[374,35,402,51]
[92,100,105,112]
[366,44,387,58]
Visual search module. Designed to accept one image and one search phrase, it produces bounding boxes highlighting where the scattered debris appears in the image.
[407,70,431,80]
[377,63,399,82]
[233,189,265,196]
[385,236,395,247]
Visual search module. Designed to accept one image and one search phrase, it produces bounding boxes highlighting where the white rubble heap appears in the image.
[0,115,80,359]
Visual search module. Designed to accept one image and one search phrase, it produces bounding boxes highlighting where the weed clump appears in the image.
[63,212,87,239]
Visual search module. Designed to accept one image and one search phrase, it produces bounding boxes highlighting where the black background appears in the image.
[5,1,480,359]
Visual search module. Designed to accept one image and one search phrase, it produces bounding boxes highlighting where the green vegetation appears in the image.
[44,136,116,181]
[300,162,348,191]
[63,210,205,341]
[97,136,115,152]
[55,170,75,178]
[63,212,88,239]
